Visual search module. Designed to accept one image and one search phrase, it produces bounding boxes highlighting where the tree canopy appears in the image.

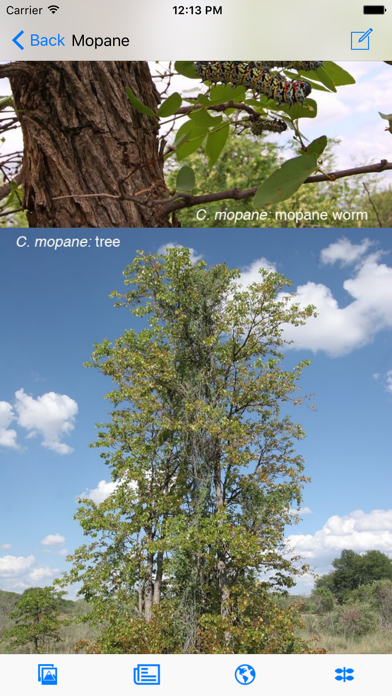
[0,587,65,653]
[316,549,392,603]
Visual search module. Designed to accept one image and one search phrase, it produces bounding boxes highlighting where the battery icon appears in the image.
[363,5,387,12]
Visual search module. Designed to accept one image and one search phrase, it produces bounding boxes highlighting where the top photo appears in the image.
[0,60,391,228]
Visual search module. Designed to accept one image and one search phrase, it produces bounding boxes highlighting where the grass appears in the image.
[300,613,392,654]
[2,589,391,654]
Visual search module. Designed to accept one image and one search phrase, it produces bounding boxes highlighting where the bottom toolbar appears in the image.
[0,654,388,696]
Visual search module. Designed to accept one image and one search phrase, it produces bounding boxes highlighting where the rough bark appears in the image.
[9,61,171,227]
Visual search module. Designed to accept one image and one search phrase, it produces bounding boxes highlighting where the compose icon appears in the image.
[134,664,160,685]
[38,664,58,685]
[351,27,373,49]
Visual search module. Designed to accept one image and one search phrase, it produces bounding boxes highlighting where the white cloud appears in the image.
[0,552,61,591]
[320,237,373,266]
[239,257,277,287]
[0,401,19,450]
[287,509,392,569]
[385,371,392,393]
[290,507,313,516]
[282,254,392,356]
[29,567,60,583]
[15,389,78,454]
[41,533,65,547]
[79,479,118,504]
[157,243,203,264]
[0,555,35,577]
[0,544,11,550]
[58,548,68,557]
[356,67,392,113]
[306,92,350,128]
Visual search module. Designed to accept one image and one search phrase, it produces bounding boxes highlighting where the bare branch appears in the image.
[159,160,392,215]
[363,182,383,227]
[0,207,23,218]
[305,160,392,183]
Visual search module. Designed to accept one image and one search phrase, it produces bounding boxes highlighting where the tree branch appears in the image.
[159,159,392,215]
[0,62,33,79]
[363,182,383,227]
[0,207,23,218]
[176,101,260,118]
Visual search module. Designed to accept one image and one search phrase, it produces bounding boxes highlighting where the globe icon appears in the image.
[235,664,256,685]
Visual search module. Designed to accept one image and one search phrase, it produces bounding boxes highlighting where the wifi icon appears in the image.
[48,5,59,12]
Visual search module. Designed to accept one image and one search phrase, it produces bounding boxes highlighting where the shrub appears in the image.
[320,603,378,638]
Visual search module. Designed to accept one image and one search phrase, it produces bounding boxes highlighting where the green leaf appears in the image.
[209,84,246,104]
[323,62,356,86]
[175,61,199,79]
[189,109,222,128]
[196,95,212,106]
[176,165,196,192]
[0,96,13,110]
[126,87,157,118]
[176,127,209,160]
[306,135,328,157]
[157,92,182,118]
[288,68,337,93]
[175,120,195,144]
[206,124,230,167]
[279,98,318,120]
[311,67,337,92]
[379,112,392,120]
[253,153,318,207]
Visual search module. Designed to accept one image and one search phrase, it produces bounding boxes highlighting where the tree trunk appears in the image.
[214,447,231,623]
[9,61,172,227]
[153,551,164,606]
[144,550,154,623]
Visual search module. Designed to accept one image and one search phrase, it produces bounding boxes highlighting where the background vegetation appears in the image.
[2,548,391,654]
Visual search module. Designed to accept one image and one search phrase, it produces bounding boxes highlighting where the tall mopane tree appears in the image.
[62,248,318,653]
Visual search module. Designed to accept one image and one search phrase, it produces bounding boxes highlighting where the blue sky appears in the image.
[0,229,391,594]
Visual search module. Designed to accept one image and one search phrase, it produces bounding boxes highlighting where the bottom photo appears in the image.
[0,228,391,665]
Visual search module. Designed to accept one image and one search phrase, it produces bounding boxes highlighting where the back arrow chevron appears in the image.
[12,31,24,50]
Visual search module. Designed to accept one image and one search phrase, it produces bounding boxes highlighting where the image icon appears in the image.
[235,665,256,685]
[38,664,58,685]
[134,664,160,685]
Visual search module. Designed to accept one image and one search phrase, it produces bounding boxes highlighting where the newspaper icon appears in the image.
[133,664,160,685]
[38,664,58,685]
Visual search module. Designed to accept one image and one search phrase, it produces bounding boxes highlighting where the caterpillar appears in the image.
[250,117,287,135]
[255,61,324,72]
[195,62,312,105]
